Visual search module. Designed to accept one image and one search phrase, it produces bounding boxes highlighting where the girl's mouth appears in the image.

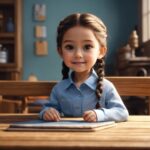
[72,61,86,64]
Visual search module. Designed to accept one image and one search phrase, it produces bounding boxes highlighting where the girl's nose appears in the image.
[74,49,83,58]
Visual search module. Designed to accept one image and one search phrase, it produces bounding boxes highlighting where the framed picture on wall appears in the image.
[35,40,48,56]
[34,4,46,21]
[35,25,47,38]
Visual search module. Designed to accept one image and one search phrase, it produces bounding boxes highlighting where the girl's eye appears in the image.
[83,44,93,51]
[64,44,74,51]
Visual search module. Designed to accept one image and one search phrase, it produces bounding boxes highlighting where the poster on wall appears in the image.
[35,40,48,56]
[34,4,46,21]
[35,25,47,38]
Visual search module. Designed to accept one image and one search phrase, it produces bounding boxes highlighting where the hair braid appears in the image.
[94,58,105,109]
[62,61,70,80]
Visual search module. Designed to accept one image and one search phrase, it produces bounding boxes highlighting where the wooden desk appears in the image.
[0,114,150,150]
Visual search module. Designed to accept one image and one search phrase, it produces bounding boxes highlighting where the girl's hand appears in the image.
[83,110,97,122]
[43,108,61,121]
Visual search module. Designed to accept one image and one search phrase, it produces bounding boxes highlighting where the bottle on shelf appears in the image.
[0,44,8,63]
[6,17,14,32]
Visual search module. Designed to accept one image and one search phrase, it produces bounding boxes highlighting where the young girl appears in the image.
[39,13,129,122]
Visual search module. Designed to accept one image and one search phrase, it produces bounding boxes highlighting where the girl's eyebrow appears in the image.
[83,40,93,42]
[63,40,93,43]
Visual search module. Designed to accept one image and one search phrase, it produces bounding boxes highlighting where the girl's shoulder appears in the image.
[102,78,120,97]
[103,78,116,90]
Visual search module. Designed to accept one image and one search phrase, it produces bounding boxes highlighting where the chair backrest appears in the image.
[107,77,150,96]
[0,77,150,97]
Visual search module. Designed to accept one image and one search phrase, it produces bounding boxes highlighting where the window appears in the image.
[140,0,150,42]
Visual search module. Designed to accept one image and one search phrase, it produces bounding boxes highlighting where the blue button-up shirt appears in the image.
[39,70,129,122]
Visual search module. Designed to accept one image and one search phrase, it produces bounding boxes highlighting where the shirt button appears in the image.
[78,92,83,97]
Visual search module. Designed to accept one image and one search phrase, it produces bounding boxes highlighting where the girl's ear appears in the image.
[57,48,63,57]
[98,46,107,59]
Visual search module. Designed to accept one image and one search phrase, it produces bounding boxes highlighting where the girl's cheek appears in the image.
[85,55,94,60]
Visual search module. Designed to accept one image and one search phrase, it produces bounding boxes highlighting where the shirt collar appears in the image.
[64,69,98,90]
[84,69,98,90]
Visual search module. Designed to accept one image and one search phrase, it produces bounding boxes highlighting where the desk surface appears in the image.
[0,114,150,150]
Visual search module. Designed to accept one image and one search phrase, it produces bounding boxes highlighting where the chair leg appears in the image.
[148,97,150,115]
[22,97,29,113]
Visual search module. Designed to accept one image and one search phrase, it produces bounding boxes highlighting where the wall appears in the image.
[23,0,138,80]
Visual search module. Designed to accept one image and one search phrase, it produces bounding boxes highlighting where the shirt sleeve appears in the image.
[94,81,129,122]
[39,85,61,119]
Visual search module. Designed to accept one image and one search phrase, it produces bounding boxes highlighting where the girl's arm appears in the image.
[94,82,129,122]
[39,86,61,120]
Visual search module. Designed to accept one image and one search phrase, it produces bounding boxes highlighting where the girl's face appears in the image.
[58,26,105,74]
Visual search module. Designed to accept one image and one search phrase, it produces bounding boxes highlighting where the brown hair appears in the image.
[57,13,107,108]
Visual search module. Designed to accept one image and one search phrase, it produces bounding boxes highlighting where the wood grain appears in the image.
[0,81,56,96]
[0,115,150,150]
[0,77,150,113]
[107,77,150,96]
[0,77,150,96]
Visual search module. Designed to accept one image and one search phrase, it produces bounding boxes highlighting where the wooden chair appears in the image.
[0,77,150,114]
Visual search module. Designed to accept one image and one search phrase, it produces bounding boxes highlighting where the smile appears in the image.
[72,62,86,64]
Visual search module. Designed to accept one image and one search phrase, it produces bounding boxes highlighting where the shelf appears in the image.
[129,57,150,62]
[0,32,15,38]
[0,0,22,80]
[0,40,14,44]
[0,0,14,5]
[0,63,15,68]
